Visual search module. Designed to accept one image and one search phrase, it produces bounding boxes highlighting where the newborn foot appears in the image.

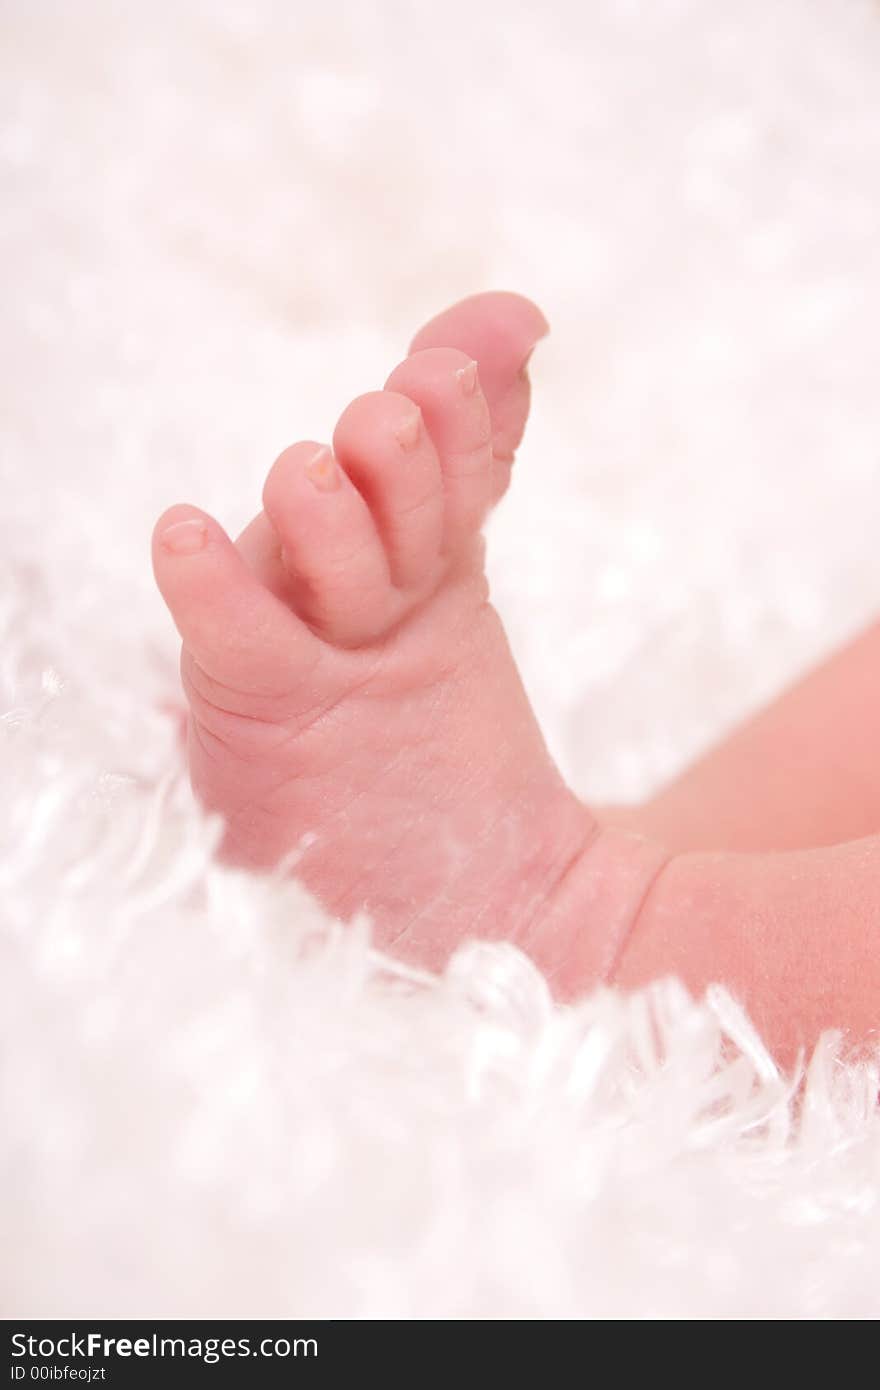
[153,293,660,973]
[152,290,880,1064]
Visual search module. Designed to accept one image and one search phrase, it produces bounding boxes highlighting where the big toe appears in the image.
[408,291,549,485]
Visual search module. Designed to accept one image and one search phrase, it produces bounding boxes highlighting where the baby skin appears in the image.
[153,292,879,1068]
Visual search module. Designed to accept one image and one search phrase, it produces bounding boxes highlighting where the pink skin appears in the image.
[152,291,880,1068]
[603,619,880,853]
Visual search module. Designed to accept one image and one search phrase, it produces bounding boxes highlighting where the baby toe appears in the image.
[262,441,399,647]
[332,390,444,591]
[384,347,493,554]
[408,290,549,489]
[151,503,317,704]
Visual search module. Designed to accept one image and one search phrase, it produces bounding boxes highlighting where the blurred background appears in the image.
[4,0,880,802]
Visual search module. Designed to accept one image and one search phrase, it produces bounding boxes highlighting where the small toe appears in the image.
[408,290,549,486]
[332,390,444,590]
[262,441,398,647]
[384,347,494,552]
[151,503,318,702]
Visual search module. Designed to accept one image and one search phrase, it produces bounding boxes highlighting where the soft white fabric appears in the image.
[3,0,880,1318]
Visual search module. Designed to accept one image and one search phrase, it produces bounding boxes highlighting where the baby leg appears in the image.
[613,832,880,1066]
[604,620,880,853]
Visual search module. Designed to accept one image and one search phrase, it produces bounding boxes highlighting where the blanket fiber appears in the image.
[3,0,880,1318]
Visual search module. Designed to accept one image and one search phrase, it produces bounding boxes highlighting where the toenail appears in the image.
[518,348,535,383]
[455,360,478,395]
[161,519,208,555]
[305,445,341,493]
[393,410,421,451]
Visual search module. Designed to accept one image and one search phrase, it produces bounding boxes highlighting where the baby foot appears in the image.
[151,289,879,1065]
[153,293,661,973]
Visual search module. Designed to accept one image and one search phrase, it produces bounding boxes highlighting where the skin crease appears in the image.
[152,291,879,1071]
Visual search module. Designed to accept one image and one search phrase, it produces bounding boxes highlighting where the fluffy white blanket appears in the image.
[3,0,879,1318]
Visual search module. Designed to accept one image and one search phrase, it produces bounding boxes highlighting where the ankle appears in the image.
[520,825,672,998]
[377,779,592,971]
